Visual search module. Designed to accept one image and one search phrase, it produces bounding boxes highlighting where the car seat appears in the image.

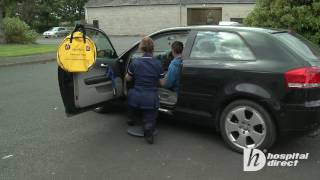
[191,40,217,58]
[199,40,216,57]
[159,88,177,107]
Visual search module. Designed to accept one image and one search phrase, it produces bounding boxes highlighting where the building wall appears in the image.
[86,5,181,36]
[86,4,255,36]
[181,4,255,25]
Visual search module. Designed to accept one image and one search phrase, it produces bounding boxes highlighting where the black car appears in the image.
[58,26,320,152]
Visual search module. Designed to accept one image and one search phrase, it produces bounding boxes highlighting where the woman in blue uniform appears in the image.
[126,37,165,144]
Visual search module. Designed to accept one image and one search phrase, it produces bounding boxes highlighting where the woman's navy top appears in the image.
[127,54,165,109]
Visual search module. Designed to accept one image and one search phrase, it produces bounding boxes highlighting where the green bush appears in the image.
[1,17,38,44]
[245,0,320,45]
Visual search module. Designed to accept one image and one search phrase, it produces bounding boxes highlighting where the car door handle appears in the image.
[100,63,109,68]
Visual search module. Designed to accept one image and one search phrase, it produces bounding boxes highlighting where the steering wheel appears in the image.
[97,49,113,58]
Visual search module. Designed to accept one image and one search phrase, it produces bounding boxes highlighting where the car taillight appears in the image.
[285,67,320,88]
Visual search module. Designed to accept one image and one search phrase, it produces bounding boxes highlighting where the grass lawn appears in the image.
[0,44,57,57]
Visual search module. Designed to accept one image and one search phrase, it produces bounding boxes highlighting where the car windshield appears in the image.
[49,27,59,31]
[273,32,320,60]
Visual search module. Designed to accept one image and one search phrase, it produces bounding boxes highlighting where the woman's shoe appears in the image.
[144,129,154,144]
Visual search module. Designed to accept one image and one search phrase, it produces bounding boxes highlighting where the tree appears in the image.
[0,0,18,18]
[54,0,88,22]
[245,0,320,45]
[0,8,2,22]
[1,0,88,32]
[2,17,38,43]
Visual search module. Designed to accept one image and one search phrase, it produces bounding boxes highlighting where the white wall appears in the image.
[87,5,181,36]
[86,4,255,36]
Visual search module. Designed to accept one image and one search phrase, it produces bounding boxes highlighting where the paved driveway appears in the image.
[0,62,319,180]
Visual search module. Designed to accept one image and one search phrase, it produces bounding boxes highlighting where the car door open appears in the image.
[58,27,123,116]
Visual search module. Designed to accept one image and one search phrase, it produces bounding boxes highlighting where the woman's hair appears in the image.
[139,37,154,54]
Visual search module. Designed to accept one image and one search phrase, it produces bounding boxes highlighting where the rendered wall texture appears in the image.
[86,4,255,35]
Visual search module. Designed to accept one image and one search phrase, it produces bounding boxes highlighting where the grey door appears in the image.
[58,27,123,116]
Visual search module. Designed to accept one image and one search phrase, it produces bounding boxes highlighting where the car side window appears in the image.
[190,31,255,61]
[154,33,188,52]
[86,29,117,61]
[131,33,188,59]
[128,32,188,71]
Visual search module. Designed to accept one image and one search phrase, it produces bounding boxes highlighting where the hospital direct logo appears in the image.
[243,148,309,171]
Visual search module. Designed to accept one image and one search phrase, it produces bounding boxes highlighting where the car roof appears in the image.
[150,25,287,36]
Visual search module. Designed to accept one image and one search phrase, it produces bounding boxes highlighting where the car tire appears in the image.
[219,100,276,153]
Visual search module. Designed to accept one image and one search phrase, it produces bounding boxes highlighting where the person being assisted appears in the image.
[125,37,165,144]
[164,41,184,92]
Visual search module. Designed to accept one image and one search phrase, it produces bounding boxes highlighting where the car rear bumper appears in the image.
[277,103,320,132]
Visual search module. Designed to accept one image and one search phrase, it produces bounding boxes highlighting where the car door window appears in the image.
[154,33,188,52]
[190,31,255,61]
[129,32,188,71]
[86,29,117,61]
[131,33,188,58]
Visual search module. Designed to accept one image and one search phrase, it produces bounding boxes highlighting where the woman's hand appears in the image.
[159,79,165,87]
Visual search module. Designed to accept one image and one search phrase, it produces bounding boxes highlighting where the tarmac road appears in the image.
[0,52,320,179]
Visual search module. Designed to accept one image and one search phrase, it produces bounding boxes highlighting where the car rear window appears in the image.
[273,32,320,60]
[190,31,255,61]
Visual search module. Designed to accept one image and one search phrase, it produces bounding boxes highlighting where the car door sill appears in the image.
[175,107,212,118]
[158,108,174,115]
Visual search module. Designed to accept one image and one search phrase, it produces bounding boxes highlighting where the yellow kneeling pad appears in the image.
[57,31,96,72]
